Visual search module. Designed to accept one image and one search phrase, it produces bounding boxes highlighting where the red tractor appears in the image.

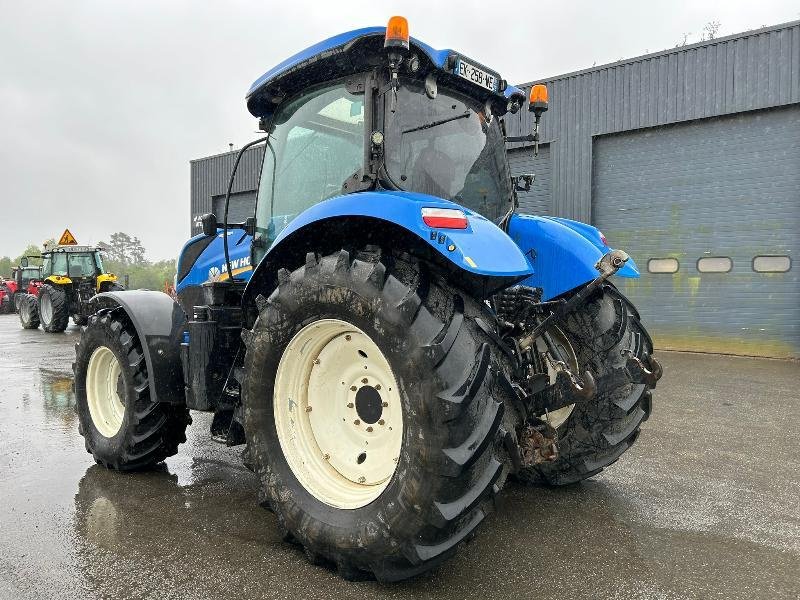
[0,278,13,314]
[8,263,43,312]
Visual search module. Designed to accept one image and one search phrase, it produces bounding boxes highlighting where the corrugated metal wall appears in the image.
[504,20,800,222]
[190,145,266,234]
[507,144,552,215]
[592,105,800,358]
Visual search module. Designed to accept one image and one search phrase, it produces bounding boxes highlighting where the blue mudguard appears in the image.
[176,190,532,296]
[265,190,532,278]
[507,213,639,301]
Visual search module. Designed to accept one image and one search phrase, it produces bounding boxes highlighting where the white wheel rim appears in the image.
[274,319,403,509]
[86,346,125,438]
[536,325,579,429]
[40,293,53,324]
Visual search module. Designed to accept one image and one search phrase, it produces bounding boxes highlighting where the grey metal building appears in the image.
[190,20,800,358]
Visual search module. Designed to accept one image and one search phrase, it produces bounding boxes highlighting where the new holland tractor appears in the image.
[19,243,122,331]
[72,19,662,581]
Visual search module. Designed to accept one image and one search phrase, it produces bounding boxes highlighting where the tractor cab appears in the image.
[41,245,106,284]
[14,265,42,289]
[245,20,529,266]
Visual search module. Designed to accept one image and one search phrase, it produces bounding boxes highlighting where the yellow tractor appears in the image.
[19,243,123,332]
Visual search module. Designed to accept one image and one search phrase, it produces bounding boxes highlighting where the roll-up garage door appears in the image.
[507,144,552,215]
[592,105,800,358]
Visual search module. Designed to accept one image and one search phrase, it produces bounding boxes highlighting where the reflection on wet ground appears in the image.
[0,314,798,599]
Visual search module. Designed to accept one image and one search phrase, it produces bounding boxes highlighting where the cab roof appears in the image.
[44,245,99,254]
[246,27,524,117]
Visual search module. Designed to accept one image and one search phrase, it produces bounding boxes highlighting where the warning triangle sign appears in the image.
[58,229,78,245]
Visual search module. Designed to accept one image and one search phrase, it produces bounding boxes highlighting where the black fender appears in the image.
[90,291,187,405]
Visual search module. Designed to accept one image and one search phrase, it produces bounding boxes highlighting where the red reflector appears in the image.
[599,231,608,245]
[421,208,468,229]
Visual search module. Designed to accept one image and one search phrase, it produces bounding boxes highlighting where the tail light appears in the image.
[421,208,468,229]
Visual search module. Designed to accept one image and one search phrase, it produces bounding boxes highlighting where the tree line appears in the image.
[0,232,177,291]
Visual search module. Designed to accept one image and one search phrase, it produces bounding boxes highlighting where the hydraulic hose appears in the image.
[223,136,268,282]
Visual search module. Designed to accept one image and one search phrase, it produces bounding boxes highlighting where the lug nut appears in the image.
[305,406,313,412]
[313,358,320,365]
[347,402,354,408]
[375,384,381,390]
[378,419,385,426]
[357,476,366,483]
[350,385,357,391]
[354,419,360,425]
[323,453,330,460]
[366,426,373,432]
[361,378,368,384]
[345,334,352,341]
[382,402,388,407]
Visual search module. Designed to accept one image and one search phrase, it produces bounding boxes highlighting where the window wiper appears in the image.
[402,111,471,134]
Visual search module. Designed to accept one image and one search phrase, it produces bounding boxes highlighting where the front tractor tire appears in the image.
[519,285,657,486]
[38,283,69,332]
[241,249,516,581]
[18,294,40,329]
[74,312,191,470]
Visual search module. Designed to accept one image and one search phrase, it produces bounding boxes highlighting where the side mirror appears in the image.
[512,174,535,192]
[244,217,256,237]
[20,257,29,267]
[201,213,218,237]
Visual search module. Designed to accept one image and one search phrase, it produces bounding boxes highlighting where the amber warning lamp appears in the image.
[384,16,410,51]
[529,84,549,116]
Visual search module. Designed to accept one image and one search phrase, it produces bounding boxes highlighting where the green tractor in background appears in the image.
[19,235,123,332]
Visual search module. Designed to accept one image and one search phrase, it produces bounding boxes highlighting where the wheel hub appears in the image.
[273,319,403,509]
[355,385,383,424]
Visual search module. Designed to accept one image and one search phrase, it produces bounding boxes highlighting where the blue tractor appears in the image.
[73,18,661,581]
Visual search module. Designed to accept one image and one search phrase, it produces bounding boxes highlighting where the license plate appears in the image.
[454,58,498,92]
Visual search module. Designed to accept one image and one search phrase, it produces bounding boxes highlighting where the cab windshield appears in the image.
[384,79,513,221]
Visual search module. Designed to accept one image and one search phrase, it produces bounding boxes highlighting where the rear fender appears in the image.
[242,190,533,308]
[507,214,640,301]
[90,291,187,405]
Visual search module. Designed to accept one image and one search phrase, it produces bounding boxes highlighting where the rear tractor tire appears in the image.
[18,294,40,329]
[518,284,657,486]
[74,312,191,470]
[241,249,518,581]
[38,284,69,333]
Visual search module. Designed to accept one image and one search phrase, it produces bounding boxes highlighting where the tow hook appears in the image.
[624,352,663,388]
[554,363,597,401]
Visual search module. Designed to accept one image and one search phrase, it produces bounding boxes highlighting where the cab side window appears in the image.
[51,254,68,277]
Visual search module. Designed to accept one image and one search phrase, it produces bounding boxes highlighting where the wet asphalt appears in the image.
[0,313,798,600]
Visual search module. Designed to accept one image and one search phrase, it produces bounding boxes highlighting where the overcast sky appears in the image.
[1,0,797,260]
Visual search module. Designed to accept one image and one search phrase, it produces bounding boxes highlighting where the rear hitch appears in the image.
[527,367,596,415]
